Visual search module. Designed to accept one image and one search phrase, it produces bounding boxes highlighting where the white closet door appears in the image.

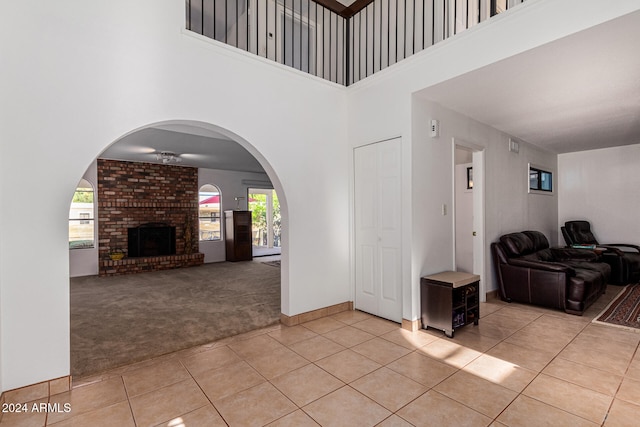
[354,138,402,322]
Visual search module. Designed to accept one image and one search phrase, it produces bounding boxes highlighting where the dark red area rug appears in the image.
[594,284,640,331]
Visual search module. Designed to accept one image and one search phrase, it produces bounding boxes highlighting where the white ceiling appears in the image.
[100,126,265,172]
[417,9,640,154]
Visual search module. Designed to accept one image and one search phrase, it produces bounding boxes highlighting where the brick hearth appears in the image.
[97,159,203,276]
[101,253,205,276]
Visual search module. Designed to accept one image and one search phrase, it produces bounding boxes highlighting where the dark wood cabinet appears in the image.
[420,271,480,338]
[225,210,253,261]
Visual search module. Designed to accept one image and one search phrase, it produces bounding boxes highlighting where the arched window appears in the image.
[199,184,222,241]
[69,179,95,249]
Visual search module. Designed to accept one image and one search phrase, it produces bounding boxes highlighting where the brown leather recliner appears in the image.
[492,231,609,315]
[562,220,640,285]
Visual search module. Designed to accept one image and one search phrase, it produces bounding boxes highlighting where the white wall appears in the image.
[411,100,558,314]
[0,0,349,391]
[198,168,272,263]
[69,161,99,277]
[558,144,640,245]
[345,0,622,322]
[2,0,638,392]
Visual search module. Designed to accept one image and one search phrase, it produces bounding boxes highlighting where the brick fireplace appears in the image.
[97,159,204,276]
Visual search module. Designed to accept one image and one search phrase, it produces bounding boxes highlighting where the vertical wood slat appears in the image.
[185,0,527,86]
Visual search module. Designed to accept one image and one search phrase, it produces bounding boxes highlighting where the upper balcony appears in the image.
[186,0,527,86]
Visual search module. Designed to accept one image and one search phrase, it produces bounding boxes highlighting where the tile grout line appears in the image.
[432,305,592,425]
[119,376,140,427]
[495,308,588,425]
[491,308,627,427]
[208,345,272,425]
[37,300,640,426]
[175,357,229,427]
[600,337,640,426]
[267,315,406,426]
[440,306,539,426]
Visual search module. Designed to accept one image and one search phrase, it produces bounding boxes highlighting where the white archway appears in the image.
[67,120,290,374]
[94,119,290,303]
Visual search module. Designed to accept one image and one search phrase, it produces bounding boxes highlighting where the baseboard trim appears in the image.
[1,376,71,405]
[486,289,500,300]
[402,318,420,332]
[281,301,354,326]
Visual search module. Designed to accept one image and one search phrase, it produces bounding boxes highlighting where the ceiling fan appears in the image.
[117,144,211,166]
[155,151,183,164]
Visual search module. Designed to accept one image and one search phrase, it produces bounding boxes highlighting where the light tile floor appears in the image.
[3,289,640,426]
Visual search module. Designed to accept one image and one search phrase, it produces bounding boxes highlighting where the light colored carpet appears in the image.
[70,261,280,378]
[261,260,281,268]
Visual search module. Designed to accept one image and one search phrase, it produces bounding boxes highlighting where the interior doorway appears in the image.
[353,138,403,323]
[248,188,282,257]
[452,139,486,301]
[68,121,288,377]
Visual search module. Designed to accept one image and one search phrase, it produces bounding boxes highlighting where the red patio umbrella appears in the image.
[199,195,220,204]
[200,195,260,204]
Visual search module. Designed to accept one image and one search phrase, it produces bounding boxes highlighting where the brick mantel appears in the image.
[97,159,203,275]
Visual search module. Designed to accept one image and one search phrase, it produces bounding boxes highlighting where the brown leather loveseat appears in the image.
[492,231,610,315]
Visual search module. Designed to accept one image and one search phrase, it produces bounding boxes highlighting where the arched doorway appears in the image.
[69,120,288,377]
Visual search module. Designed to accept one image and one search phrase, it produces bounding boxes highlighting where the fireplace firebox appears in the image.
[128,223,176,257]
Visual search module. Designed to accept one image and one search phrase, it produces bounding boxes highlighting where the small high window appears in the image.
[529,166,553,192]
[69,179,95,249]
[199,184,222,241]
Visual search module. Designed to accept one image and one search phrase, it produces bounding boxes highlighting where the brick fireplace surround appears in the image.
[97,159,204,276]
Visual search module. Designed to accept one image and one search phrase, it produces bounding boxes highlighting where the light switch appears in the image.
[430,119,439,138]
[509,138,520,153]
